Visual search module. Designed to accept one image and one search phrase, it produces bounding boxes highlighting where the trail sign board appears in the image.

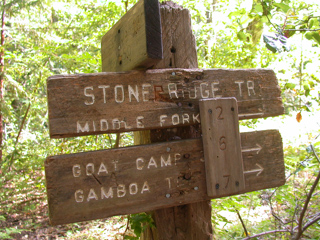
[47,68,284,138]
[45,129,284,225]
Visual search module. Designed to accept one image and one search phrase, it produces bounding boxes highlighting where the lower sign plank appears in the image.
[45,129,285,225]
[47,68,284,138]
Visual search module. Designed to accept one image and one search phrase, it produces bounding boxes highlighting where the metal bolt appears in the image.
[166,147,171,152]
[235,181,239,187]
[184,153,190,159]
[231,107,235,111]
[215,183,220,189]
[208,109,212,114]
[194,186,199,191]
[166,193,171,198]
[172,72,176,76]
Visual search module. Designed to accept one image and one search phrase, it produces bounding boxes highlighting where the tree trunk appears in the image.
[0,0,6,166]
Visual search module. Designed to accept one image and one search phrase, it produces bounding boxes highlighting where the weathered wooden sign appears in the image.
[47,68,284,138]
[101,0,162,72]
[45,0,286,235]
[45,129,284,225]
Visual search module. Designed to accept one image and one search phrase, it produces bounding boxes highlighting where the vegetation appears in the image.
[0,0,319,239]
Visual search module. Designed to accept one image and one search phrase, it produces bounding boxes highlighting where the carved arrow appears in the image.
[241,144,263,154]
[244,163,264,176]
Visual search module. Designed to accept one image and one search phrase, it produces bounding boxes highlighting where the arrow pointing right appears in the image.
[241,144,262,154]
[244,163,264,176]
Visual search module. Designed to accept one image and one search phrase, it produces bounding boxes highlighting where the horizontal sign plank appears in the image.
[101,0,162,72]
[47,68,284,138]
[45,129,285,225]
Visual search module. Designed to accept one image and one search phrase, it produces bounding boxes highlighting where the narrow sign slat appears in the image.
[101,0,162,72]
[200,98,245,197]
[47,68,284,138]
[45,129,285,225]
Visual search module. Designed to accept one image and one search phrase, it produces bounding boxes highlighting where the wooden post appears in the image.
[139,2,213,239]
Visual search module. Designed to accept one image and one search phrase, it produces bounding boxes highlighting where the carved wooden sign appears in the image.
[47,68,284,138]
[45,129,284,225]
[45,0,286,229]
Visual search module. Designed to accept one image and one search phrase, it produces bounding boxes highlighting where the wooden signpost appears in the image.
[45,0,286,239]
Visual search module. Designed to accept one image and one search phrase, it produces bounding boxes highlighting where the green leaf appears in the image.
[305,31,320,45]
[273,3,290,13]
[5,74,27,96]
[237,31,247,41]
[253,4,263,14]
[285,83,296,89]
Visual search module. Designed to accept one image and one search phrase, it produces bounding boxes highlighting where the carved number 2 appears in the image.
[216,106,224,120]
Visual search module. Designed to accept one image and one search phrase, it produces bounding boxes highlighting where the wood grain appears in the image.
[101,0,162,72]
[47,68,284,138]
[200,98,245,197]
[45,129,285,225]
[141,3,210,239]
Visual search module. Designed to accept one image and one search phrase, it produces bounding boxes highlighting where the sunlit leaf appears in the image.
[296,112,302,122]
[273,3,291,13]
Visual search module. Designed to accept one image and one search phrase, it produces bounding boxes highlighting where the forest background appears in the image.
[0,0,320,239]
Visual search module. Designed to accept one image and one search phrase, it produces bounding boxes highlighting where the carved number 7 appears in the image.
[223,175,230,188]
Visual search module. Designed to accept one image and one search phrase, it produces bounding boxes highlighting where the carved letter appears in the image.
[168,83,178,99]
[172,114,180,125]
[235,81,244,97]
[73,164,81,177]
[247,80,255,96]
[84,86,95,105]
[98,85,110,103]
[101,187,113,199]
[161,155,172,167]
[136,116,144,128]
[100,119,109,131]
[192,113,200,123]
[189,84,197,99]
[129,183,138,195]
[142,84,151,102]
[200,83,209,98]
[136,158,144,170]
[211,81,222,98]
[147,157,158,169]
[87,188,98,201]
[114,85,124,103]
[160,115,167,127]
[86,163,94,176]
[141,181,150,194]
[112,119,121,130]
[128,85,139,102]
[117,184,126,197]
[182,113,190,124]
[77,121,89,133]
[75,189,84,203]
[174,153,181,165]
[98,163,108,175]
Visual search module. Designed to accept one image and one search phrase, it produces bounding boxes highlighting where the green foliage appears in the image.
[124,213,155,239]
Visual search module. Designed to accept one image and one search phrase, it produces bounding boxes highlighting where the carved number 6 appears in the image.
[219,137,226,150]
